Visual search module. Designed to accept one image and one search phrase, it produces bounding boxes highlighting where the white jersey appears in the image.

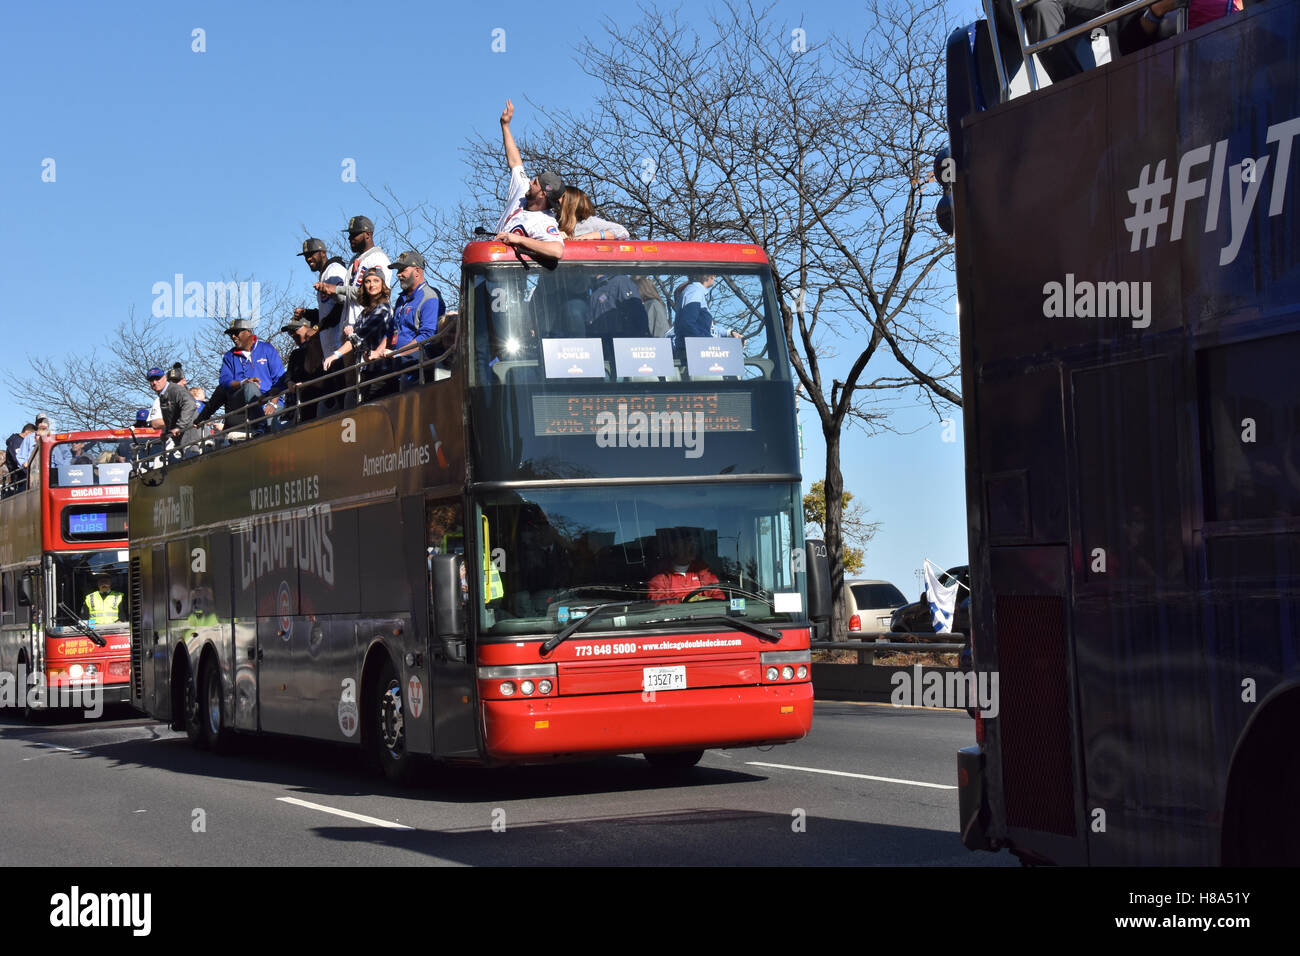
[497,166,564,245]
[342,245,391,332]
[316,258,351,355]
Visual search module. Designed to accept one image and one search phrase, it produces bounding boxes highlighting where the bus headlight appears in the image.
[761,650,811,682]
[500,681,516,696]
[520,680,535,696]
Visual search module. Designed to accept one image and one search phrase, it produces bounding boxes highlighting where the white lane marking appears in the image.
[22,744,88,761]
[745,761,957,790]
[276,796,414,830]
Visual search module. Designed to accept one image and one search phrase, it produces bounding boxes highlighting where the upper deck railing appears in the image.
[982,0,1188,102]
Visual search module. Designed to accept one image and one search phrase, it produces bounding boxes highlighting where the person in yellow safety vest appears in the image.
[84,574,125,626]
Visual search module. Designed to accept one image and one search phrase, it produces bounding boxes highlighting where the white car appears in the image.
[842,579,908,635]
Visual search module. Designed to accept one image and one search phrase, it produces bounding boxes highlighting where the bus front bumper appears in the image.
[482,683,813,761]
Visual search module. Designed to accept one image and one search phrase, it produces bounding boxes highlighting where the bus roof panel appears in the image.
[462,240,770,266]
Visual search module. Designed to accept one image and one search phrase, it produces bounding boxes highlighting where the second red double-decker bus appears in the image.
[1,429,148,715]
[130,240,824,780]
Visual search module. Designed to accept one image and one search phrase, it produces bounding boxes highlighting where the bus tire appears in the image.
[183,663,211,751]
[644,749,704,771]
[200,659,233,754]
[368,656,412,785]
[18,655,43,723]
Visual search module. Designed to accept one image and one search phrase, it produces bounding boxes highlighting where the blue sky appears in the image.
[0,0,981,604]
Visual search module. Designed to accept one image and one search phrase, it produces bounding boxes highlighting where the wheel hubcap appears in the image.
[379,680,404,753]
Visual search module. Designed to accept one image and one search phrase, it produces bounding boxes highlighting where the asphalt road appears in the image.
[0,700,1015,866]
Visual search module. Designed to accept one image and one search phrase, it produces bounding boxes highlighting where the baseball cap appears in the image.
[536,170,565,205]
[298,238,327,257]
[146,367,165,380]
[281,317,312,334]
[389,251,427,272]
[344,215,374,236]
[135,408,150,425]
[225,318,256,336]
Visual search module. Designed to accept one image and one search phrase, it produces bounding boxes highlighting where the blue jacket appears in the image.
[218,338,286,394]
[391,283,442,352]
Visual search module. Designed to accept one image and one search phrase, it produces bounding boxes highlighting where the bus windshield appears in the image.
[50,550,129,630]
[477,482,804,638]
[50,439,133,488]
[466,259,798,482]
[468,262,786,386]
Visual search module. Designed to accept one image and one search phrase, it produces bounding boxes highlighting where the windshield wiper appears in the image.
[539,602,641,656]
[640,614,782,643]
[57,602,107,647]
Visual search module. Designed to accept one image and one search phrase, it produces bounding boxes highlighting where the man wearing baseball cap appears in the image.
[193,319,286,434]
[387,251,449,380]
[279,315,325,421]
[317,216,391,336]
[495,100,565,261]
[294,237,348,366]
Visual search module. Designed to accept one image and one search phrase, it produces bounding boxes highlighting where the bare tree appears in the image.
[12,273,294,430]
[463,0,961,635]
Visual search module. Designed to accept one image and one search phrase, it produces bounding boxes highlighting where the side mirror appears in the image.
[17,575,33,607]
[430,553,466,639]
[804,539,831,641]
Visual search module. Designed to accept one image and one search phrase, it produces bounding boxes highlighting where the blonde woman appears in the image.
[556,186,630,240]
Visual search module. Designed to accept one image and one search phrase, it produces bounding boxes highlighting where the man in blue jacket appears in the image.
[195,319,286,432]
[386,251,448,388]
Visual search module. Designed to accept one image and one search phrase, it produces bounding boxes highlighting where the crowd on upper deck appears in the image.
[0,99,752,479]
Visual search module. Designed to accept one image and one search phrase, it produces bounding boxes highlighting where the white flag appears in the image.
[924,560,959,633]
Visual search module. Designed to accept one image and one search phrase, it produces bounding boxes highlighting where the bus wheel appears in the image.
[644,750,704,771]
[370,658,411,785]
[201,661,232,753]
[19,659,44,723]
[183,665,211,751]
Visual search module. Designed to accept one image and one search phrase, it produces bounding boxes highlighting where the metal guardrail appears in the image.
[813,635,967,656]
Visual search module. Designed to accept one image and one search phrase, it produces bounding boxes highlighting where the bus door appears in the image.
[976,367,1088,863]
[422,497,477,758]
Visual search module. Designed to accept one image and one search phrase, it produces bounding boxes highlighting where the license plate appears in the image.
[642,666,686,692]
[877,616,892,628]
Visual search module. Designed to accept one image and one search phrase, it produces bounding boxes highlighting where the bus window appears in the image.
[1199,331,1300,522]
[475,482,803,638]
[50,551,129,629]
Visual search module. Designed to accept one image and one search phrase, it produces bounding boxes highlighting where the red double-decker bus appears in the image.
[130,240,825,780]
[1,429,150,714]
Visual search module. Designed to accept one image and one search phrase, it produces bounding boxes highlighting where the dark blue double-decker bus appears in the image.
[948,0,1299,864]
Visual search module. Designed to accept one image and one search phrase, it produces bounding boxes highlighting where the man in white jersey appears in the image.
[294,237,348,359]
[494,100,565,261]
[316,216,391,335]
